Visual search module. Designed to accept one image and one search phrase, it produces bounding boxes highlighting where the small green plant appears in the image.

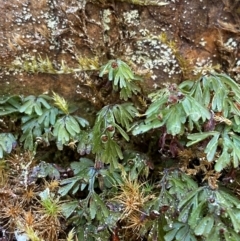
[39,188,62,218]
[0,95,22,116]
[25,228,44,241]
[11,55,75,74]
[181,73,240,171]
[36,188,64,241]
[99,59,142,100]
[59,157,120,241]
[66,228,76,241]
[19,94,54,150]
[0,133,16,158]
[92,102,138,168]
[132,72,240,172]
[11,55,101,75]
[0,92,89,151]
[160,170,240,241]
[52,92,89,150]
[132,82,210,136]
[2,60,240,241]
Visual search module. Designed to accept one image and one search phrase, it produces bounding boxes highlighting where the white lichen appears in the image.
[123,10,140,26]
[102,9,111,31]
[224,38,238,50]
[131,31,181,79]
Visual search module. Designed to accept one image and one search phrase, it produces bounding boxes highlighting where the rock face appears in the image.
[0,0,239,100]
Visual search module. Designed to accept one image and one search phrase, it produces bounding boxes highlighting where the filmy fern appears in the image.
[99,59,142,100]
[161,170,240,241]
[92,103,137,168]
[132,72,240,172]
[132,82,210,136]
[0,133,16,158]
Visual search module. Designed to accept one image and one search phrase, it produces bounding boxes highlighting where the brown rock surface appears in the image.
[0,0,239,100]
